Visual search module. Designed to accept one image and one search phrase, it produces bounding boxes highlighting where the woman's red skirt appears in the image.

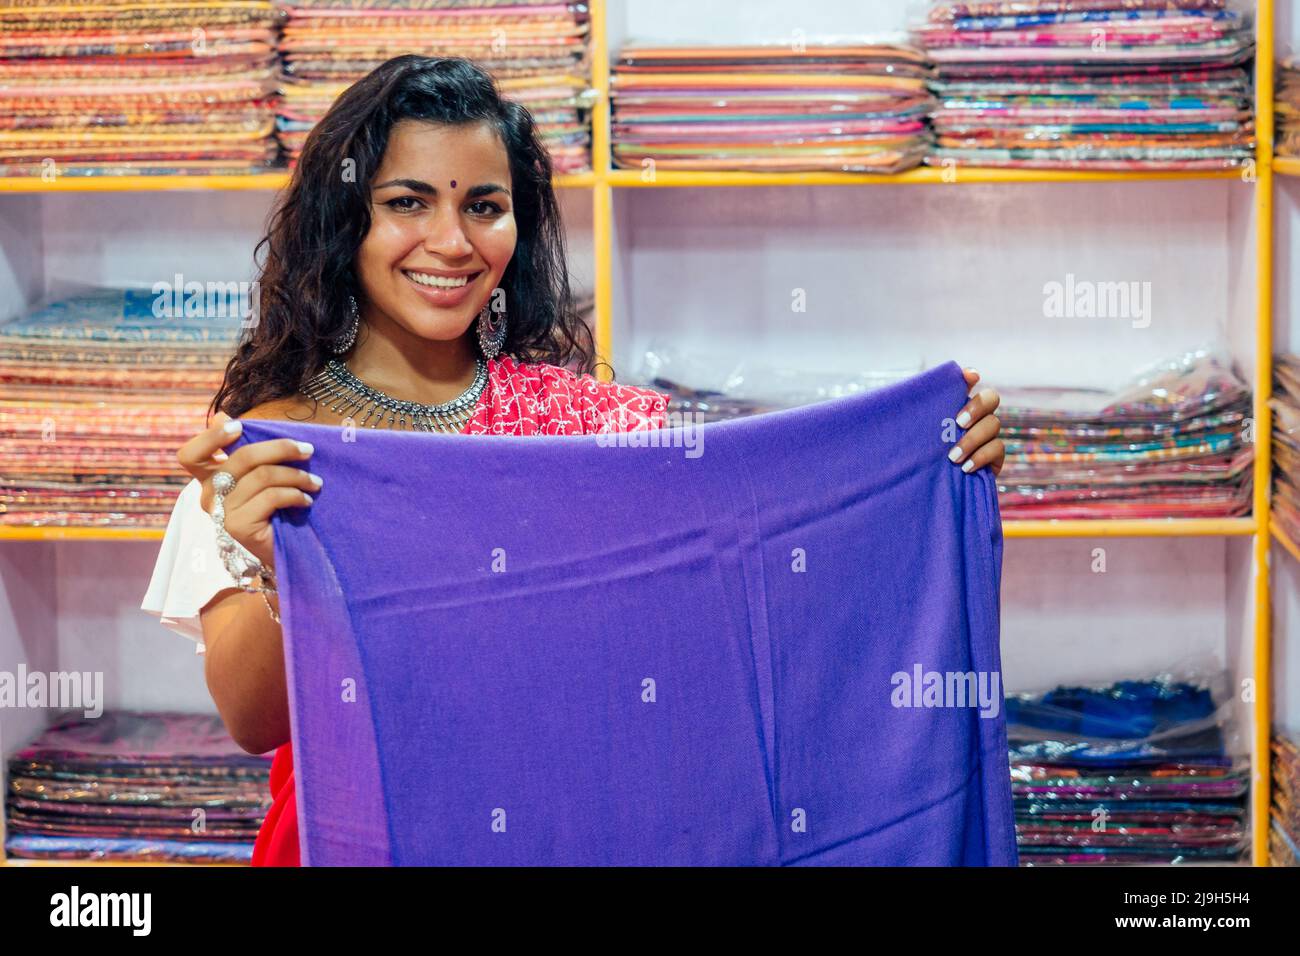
[251,742,300,866]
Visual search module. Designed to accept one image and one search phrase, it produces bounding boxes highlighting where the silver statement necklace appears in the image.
[300,357,489,432]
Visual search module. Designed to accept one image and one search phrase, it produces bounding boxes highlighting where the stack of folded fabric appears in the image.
[610,42,935,174]
[635,379,786,423]
[630,347,916,421]
[1271,732,1300,866]
[1278,59,1300,158]
[1271,355,1300,543]
[276,0,594,172]
[913,0,1255,171]
[0,0,281,177]
[0,288,242,529]
[1008,678,1249,865]
[5,712,271,864]
[997,352,1254,520]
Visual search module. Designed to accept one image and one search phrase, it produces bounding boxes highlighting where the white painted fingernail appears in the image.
[948,446,963,462]
[962,459,975,473]
[223,419,242,434]
[307,472,323,488]
[302,492,314,505]
[956,411,972,428]
[296,441,314,455]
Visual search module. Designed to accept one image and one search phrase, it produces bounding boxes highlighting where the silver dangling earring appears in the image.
[477,301,506,360]
[332,295,359,355]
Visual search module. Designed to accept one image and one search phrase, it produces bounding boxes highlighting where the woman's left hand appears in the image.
[949,368,1004,477]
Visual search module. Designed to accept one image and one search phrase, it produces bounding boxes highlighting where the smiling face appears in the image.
[355,118,517,346]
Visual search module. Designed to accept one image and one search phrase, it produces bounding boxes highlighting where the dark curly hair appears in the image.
[211,55,597,418]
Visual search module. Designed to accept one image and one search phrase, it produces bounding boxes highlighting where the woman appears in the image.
[142,55,1005,867]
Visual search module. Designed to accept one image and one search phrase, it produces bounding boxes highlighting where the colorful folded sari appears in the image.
[0,288,238,527]
[4,712,271,864]
[0,0,280,176]
[274,1,593,172]
[914,0,1254,170]
[610,42,935,174]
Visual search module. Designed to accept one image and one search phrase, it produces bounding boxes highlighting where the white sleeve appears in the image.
[140,477,256,654]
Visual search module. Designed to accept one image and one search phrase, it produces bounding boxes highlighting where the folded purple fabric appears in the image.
[234,359,1015,866]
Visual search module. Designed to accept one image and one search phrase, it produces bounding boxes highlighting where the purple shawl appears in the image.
[233,359,1016,865]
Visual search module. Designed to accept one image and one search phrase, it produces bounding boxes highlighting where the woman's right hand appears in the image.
[177,411,321,569]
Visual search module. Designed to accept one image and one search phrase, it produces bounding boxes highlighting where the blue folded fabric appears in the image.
[235,359,1015,866]
[1007,680,1217,740]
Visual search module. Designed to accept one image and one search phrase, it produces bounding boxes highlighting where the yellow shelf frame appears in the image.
[1003,518,1258,538]
[605,167,1245,187]
[0,0,1281,867]
[1254,0,1276,870]
[0,172,597,193]
[0,526,165,541]
[1274,156,1300,177]
[1271,515,1300,565]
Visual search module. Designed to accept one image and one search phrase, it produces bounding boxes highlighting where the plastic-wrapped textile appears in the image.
[5,712,270,864]
[1272,733,1300,866]
[631,344,921,423]
[1276,58,1300,157]
[913,0,1255,170]
[1006,671,1249,865]
[1271,355,1300,545]
[995,348,1254,520]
